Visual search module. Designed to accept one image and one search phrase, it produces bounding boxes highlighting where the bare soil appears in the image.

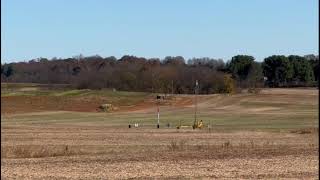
[1,95,196,115]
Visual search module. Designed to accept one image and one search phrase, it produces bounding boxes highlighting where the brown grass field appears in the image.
[1,84,319,179]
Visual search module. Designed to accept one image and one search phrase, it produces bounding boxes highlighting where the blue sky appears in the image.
[1,0,318,63]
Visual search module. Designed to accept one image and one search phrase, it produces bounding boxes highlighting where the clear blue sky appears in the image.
[1,0,319,63]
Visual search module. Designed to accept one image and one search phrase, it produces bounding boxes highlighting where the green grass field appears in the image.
[1,84,318,132]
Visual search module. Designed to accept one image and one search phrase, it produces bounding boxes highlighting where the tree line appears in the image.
[1,54,318,94]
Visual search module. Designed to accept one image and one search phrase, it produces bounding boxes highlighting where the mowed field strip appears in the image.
[1,84,319,179]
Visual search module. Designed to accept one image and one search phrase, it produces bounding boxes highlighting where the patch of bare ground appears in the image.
[1,96,105,114]
[1,95,195,114]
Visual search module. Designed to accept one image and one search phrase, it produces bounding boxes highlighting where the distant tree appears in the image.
[38,57,49,63]
[72,66,81,76]
[120,72,137,90]
[104,56,117,61]
[246,62,264,88]
[227,55,255,88]
[305,54,319,84]
[147,58,161,67]
[2,65,14,78]
[163,56,185,66]
[262,55,293,87]
[5,53,317,92]
[187,57,225,70]
[223,74,235,93]
[288,55,314,86]
[118,55,147,65]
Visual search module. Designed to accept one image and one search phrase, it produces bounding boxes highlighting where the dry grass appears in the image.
[168,140,187,151]
[1,127,318,179]
[1,139,317,161]
[1,145,86,158]
[290,127,319,134]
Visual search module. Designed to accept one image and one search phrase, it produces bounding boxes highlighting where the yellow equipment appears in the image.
[193,120,203,129]
[176,120,204,129]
